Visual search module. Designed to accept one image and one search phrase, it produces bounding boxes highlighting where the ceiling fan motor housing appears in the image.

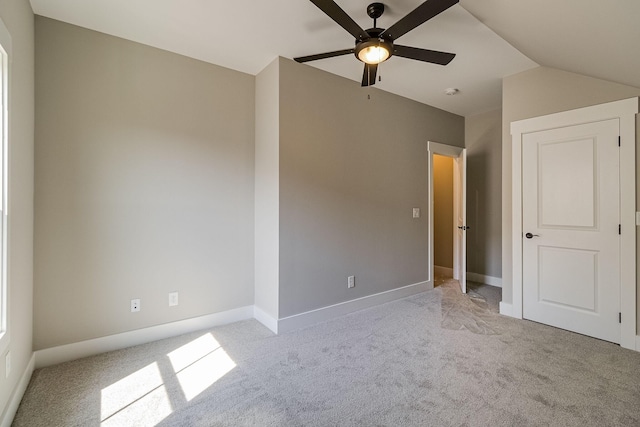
[367,2,385,20]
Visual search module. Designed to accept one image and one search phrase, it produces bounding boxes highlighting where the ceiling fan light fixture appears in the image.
[355,39,393,64]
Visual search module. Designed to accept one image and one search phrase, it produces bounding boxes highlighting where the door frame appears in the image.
[510,97,638,350]
[428,141,466,292]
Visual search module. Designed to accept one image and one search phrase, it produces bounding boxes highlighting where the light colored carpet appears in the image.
[13,279,640,426]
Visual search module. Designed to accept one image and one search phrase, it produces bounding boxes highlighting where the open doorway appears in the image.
[433,154,454,287]
[427,141,467,293]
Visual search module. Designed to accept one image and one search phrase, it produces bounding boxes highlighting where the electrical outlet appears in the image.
[347,275,355,288]
[169,292,179,307]
[413,207,420,218]
[5,351,10,378]
[131,298,141,312]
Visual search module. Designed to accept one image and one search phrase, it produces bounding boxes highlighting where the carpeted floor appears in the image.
[13,279,640,426]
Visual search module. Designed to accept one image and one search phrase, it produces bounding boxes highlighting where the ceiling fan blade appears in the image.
[294,48,355,63]
[394,45,455,65]
[381,0,458,41]
[361,63,378,87]
[308,0,370,41]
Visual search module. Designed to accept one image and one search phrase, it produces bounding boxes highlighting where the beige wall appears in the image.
[34,18,256,349]
[278,57,464,317]
[254,58,280,319]
[465,109,502,278]
[433,155,453,269]
[0,0,34,420]
[501,66,640,329]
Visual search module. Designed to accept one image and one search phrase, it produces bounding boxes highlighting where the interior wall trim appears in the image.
[466,272,502,288]
[34,306,254,369]
[277,280,430,334]
[254,306,278,334]
[499,301,513,317]
[0,353,34,427]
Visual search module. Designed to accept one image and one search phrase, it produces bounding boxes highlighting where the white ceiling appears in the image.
[28,1,640,117]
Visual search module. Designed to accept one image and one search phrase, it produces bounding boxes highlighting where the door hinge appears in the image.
[619,312,622,323]
[618,136,621,147]
[619,224,621,235]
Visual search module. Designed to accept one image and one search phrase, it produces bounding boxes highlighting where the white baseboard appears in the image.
[466,272,502,288]
[499,301,514,317]
[35,305,254,369]
[253,306,278,334]
[277,281,429,334]
[434,265,453,277]
[636,335,640,352]
[0,353,35,427]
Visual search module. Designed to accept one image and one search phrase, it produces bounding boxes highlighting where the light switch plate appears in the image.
[169,292,179,307]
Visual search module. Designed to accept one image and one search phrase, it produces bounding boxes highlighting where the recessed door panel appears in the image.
[538,246,597,312]
[539,138,596,229]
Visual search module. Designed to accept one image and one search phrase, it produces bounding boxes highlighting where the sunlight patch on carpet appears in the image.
[168,333,237,401]
[100,362,173,426]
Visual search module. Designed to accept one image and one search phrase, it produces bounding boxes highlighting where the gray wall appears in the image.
[34,17,255,350]
[278,57,464,317]
[433,155,453,269]
[465,109,502,278]
[0,0,34,419]
[501,67,640,327]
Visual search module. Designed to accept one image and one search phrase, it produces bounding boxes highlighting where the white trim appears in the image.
[636,335,640,352]
[35,306,253,368]
[510,97,638,350]
[434,265,453,277]
[0,353,34,427]
[277,281,430,334]
[466,272,502,288]
[499,302,513,317]
[253,306,278,334]
[0,16,11,357]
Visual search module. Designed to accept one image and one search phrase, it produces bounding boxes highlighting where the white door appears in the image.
[522,119,620,343]
[453,150,467,293]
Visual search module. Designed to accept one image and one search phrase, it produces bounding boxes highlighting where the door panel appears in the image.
[522,119,620,343]
[538,246,597,311]
[453,149,467,293]
[539,138,596,228]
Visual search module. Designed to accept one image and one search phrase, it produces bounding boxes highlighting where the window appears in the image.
[0,18,9,350]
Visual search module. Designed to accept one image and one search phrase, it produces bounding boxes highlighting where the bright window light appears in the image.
[0,18,10,353]
[176,347,236,401]
[101,384,173,427]
[168,333,236,401]
[167,333,221,372]
[100,362,173,425]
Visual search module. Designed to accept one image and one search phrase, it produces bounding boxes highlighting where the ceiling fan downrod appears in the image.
[367,2,385,29]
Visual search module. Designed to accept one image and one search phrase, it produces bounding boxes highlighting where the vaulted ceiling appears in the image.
[28,0,640,117]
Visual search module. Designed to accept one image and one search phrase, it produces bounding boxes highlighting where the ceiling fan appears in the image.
[294,0,458,87]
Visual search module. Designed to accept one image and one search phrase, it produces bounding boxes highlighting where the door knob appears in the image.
[525,232,540,239]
